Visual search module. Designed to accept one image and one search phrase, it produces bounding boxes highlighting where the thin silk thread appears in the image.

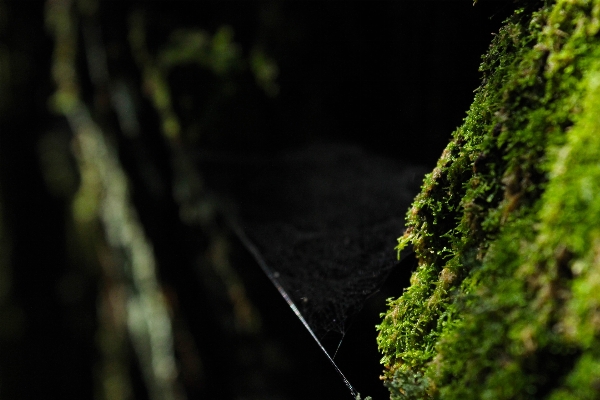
[230,221,358,398]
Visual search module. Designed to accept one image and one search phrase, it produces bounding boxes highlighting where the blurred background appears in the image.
[0,1,512,399]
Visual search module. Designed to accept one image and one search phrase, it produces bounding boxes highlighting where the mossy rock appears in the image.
[377,0,600,398]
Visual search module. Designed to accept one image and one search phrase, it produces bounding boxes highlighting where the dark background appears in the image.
[0,1,513,399]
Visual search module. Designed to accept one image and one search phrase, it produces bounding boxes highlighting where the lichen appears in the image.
[377,0,600,398]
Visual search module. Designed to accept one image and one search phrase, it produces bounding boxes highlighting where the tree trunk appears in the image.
[378,1,600,398]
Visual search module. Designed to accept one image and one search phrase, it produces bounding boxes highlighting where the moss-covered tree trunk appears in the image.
[377,0,600,398]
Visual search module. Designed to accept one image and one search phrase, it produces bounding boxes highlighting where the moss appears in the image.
[377,0,600,398]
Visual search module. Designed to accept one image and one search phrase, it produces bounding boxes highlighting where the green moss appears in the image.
[377,0,600,398]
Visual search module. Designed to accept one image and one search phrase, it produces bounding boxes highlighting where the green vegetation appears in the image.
[377,0,600,398]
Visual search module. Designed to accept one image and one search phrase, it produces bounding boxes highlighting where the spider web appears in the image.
[201,143,426,396]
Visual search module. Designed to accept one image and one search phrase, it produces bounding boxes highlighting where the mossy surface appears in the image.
[377,0,600,398]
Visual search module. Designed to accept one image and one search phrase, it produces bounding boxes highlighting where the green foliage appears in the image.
[378,0,600,398]
[157,26,242,75]
[250,48,279,97]
[383,368,430,400]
